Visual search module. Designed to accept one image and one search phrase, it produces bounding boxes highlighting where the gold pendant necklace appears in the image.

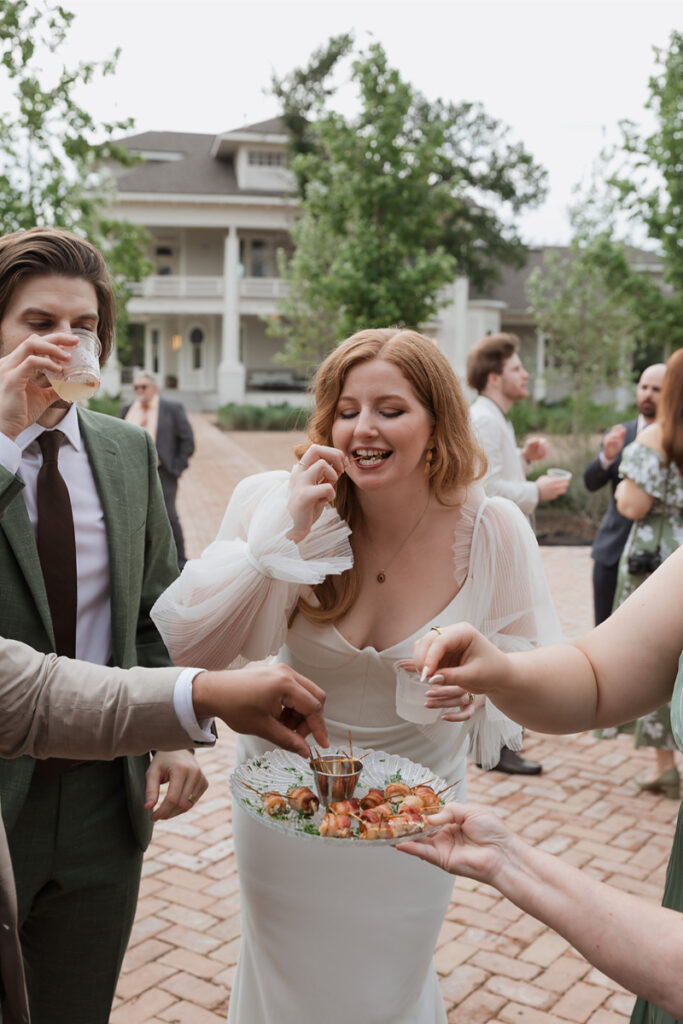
[374,495,431,584]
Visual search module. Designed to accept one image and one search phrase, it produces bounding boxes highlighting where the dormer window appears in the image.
[248,150,286,167]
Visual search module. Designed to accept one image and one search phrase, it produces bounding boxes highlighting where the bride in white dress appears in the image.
[151,328,561,1024]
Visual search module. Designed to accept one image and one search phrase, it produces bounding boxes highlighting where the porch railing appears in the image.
[128,276,290,299]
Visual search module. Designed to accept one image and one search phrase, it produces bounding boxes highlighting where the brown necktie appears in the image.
[36,430,77,658]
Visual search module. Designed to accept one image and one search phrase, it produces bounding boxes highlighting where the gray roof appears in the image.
[232,116,286,135]
[114,119,291,198]
[471,245,663,312]
[119,131,215,154]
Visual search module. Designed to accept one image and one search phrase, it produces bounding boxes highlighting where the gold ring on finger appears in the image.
[465,692,474,706]
[430,626,444,635]
[187,793,196,804]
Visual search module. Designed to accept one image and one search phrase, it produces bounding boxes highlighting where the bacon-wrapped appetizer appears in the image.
[360,802,394,820]
[411,785,440,814]
[319,812,354,838]
[359,807,382,825]
[262,791,288,816]
[386,812,427,837]
[359,788,385,810]
[326,798,360,815]
[359,811,426,840]
[398,805,426,825]
[287,786,320,816]
[384,781,412,801]
[358,818,394,840]
[396,794,426,812]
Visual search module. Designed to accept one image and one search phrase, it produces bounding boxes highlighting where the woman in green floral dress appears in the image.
[599,350,683,797]
[400,543,683,1022]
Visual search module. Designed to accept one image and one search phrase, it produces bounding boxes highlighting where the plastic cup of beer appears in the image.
[394,660,442,725]
[546,467,572,480]
[48,329,101,401]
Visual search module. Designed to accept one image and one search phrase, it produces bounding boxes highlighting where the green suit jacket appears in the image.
[0,407,180,849]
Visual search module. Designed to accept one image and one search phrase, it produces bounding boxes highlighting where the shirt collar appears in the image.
[16,402,82,454]
[478,394,510,420]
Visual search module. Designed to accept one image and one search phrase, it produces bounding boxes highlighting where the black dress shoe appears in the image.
[488,746,542,775]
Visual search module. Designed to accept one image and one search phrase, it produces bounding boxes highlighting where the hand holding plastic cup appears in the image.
[47,328,101,401]
[394,660,441,724]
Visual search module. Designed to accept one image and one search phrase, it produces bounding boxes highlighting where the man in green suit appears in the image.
[0,227,207,1023]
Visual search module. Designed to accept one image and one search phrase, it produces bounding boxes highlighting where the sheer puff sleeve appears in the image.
[150,471,353,669]
[458,495,563,768]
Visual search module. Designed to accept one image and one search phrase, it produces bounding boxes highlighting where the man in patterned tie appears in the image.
[0,226,206,1024]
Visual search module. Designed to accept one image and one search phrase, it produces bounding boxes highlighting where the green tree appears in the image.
[270,39,547,370]
[0,0,151,356]
[613,32,682,294]
[526,193,642,432]
[598,30,683,354]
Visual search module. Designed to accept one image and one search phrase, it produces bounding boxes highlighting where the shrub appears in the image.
[216,402,310,432]
[87,394,122,418]
[526,434,611,528]
[509,397,635,437]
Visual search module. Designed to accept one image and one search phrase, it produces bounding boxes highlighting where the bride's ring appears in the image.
[464,691,474,706]
[430,626,444,635]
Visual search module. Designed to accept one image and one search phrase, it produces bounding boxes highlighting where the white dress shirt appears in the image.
[0,408,213,743]
[470,395,539,516]
[0,404,112,664]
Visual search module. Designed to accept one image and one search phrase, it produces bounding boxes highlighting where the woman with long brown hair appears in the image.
[151,328,561,1023]
[598,348,683,797]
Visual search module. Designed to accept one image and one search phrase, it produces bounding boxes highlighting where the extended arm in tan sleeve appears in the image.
[0,637,188,760]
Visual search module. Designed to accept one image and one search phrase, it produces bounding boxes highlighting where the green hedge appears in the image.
[525,435,611,528]
[87,394,122,418]
[509,397,637,437]
[216,402,310,432]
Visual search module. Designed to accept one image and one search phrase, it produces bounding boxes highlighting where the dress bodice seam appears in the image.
[328,496,491,656]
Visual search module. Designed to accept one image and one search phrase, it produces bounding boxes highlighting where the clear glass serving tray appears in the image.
[229,745,448,846]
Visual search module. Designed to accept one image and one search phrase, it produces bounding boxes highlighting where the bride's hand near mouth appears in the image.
[288,444,347,543]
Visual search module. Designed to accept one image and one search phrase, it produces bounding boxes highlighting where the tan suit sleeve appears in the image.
[0,637,190,759]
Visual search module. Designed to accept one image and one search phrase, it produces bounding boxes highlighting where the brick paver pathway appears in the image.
[112,414,679,1023]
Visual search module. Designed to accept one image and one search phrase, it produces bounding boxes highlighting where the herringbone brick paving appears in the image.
[112,414,680,1022]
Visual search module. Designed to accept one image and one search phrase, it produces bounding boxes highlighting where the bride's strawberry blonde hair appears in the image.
[294,327,486,625]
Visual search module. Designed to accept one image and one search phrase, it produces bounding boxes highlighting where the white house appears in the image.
[107,117,665,408]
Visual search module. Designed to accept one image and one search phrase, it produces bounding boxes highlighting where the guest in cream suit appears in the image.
[0,227,205,1023]
[466,333,569,776]
[0,634,329,1024]
[121,371,195,568]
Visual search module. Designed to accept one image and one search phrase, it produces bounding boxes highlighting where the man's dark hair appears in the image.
[466,333,520,394]
[0,227,116,364]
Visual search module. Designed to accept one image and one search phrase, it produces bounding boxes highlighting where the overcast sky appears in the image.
[59,0,681,245]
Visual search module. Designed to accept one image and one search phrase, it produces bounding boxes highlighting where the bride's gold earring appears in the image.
[424,446,435,476]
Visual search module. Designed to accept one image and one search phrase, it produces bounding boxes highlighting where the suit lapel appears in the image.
[0,492,55,647]
[77,409,131,665]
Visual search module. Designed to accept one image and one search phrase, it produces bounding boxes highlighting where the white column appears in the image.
[452,276,470,385]
[218,226,246,403]
[179,229,187,279]
[533,329,547,401]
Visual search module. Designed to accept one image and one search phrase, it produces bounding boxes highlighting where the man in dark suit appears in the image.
[584,363,666,623]
[122,371,195,568]
[0,226,206,1024]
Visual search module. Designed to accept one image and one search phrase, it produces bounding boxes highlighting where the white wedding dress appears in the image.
[152,472,561,1024]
